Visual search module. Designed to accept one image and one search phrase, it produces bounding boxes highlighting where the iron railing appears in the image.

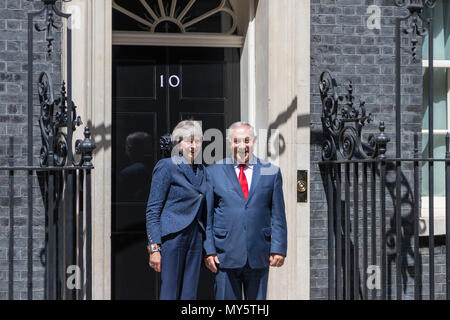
[319,0,450,300]
[320,150,450,300]
[1,164,93,300]
[0,0,96,300]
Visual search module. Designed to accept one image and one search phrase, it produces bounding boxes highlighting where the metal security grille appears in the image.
[319,0,450,300]
[0,0,96,300]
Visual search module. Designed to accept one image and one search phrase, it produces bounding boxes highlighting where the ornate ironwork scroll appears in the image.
[37,71,95,168]
[394,0,437,62]
[30,0,96,168]
[319,70,389,161]
[29,0,72,54]
[38,72,79,167]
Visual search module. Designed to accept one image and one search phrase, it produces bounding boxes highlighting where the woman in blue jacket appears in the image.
[146,120,207,300]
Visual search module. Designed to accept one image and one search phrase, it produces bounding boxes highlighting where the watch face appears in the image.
[151,244,159,252]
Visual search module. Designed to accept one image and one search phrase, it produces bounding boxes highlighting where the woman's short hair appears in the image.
[171,120,203,145]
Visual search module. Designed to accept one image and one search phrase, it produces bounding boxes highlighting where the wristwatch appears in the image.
[147,243,161,254]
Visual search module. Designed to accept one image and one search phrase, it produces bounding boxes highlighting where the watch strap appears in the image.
[147,243,161,253]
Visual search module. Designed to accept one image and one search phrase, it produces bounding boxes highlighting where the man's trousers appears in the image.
[214,262,269,300]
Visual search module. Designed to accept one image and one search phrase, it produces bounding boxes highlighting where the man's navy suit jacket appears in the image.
[145,156,207,245]
[204,157,287,269]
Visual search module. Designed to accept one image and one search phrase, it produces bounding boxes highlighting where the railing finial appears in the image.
[376,122,390,160]
[75,127,96,168]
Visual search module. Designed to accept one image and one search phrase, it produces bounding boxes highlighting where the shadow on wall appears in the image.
[85,120,111,160]
[383,161,421,299]
[266,96,299,159]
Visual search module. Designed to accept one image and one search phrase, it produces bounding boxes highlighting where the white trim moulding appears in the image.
[112,31,244,48]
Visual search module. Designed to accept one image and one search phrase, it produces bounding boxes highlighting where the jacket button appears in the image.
[199,193,203,196]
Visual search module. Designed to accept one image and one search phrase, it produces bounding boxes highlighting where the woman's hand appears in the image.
[149,252,161,272]
[204,254,220,273]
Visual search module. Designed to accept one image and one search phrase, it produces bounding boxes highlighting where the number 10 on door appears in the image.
[160,74,181,88]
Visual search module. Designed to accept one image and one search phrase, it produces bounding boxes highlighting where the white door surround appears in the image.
[65,0,310,300]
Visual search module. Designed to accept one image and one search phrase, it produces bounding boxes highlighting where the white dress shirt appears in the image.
[234,162,253,191]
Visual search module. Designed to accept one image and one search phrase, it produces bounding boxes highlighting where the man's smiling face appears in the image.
[228,125,256,164]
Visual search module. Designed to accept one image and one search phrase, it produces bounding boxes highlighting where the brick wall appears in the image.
[0,0,61,300]
[310,0,446,300]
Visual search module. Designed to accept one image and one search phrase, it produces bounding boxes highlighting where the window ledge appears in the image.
[422,60,450,68]
[419,216,447,237]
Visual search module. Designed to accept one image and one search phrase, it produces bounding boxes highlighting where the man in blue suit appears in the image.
[204,122,287,300]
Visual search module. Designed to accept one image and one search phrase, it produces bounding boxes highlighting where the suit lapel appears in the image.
[174,155,203,192]
[224,162,246,199]
[223,157,261,202]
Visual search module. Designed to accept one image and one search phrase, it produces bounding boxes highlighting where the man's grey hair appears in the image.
[171,120,203,145]
[226,121,257,141]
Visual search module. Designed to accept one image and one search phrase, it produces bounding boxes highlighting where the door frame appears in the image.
[66,0,312,300]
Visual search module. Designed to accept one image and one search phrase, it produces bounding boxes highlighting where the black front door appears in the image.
[111,45,240,299]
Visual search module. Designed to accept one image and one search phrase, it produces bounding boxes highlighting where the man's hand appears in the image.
[204,254,220,273]
[270,254,285,267]
[149,251,161,272]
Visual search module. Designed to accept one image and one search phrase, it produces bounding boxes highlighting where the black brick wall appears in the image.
[0,0,61,300]
[310,0,446,300]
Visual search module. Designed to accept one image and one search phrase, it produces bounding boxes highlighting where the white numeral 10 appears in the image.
[160,75,181,88]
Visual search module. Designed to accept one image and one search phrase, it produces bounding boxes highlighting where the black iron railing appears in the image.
[319,0,450,300]
[318,70,450,299]
[320,153,450,300]
[0,0,98,300]
[1,165,92,300]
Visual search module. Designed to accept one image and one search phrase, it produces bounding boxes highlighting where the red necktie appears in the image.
[238,164,249,200]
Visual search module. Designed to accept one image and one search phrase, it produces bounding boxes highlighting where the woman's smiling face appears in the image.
[179,134,203,163]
